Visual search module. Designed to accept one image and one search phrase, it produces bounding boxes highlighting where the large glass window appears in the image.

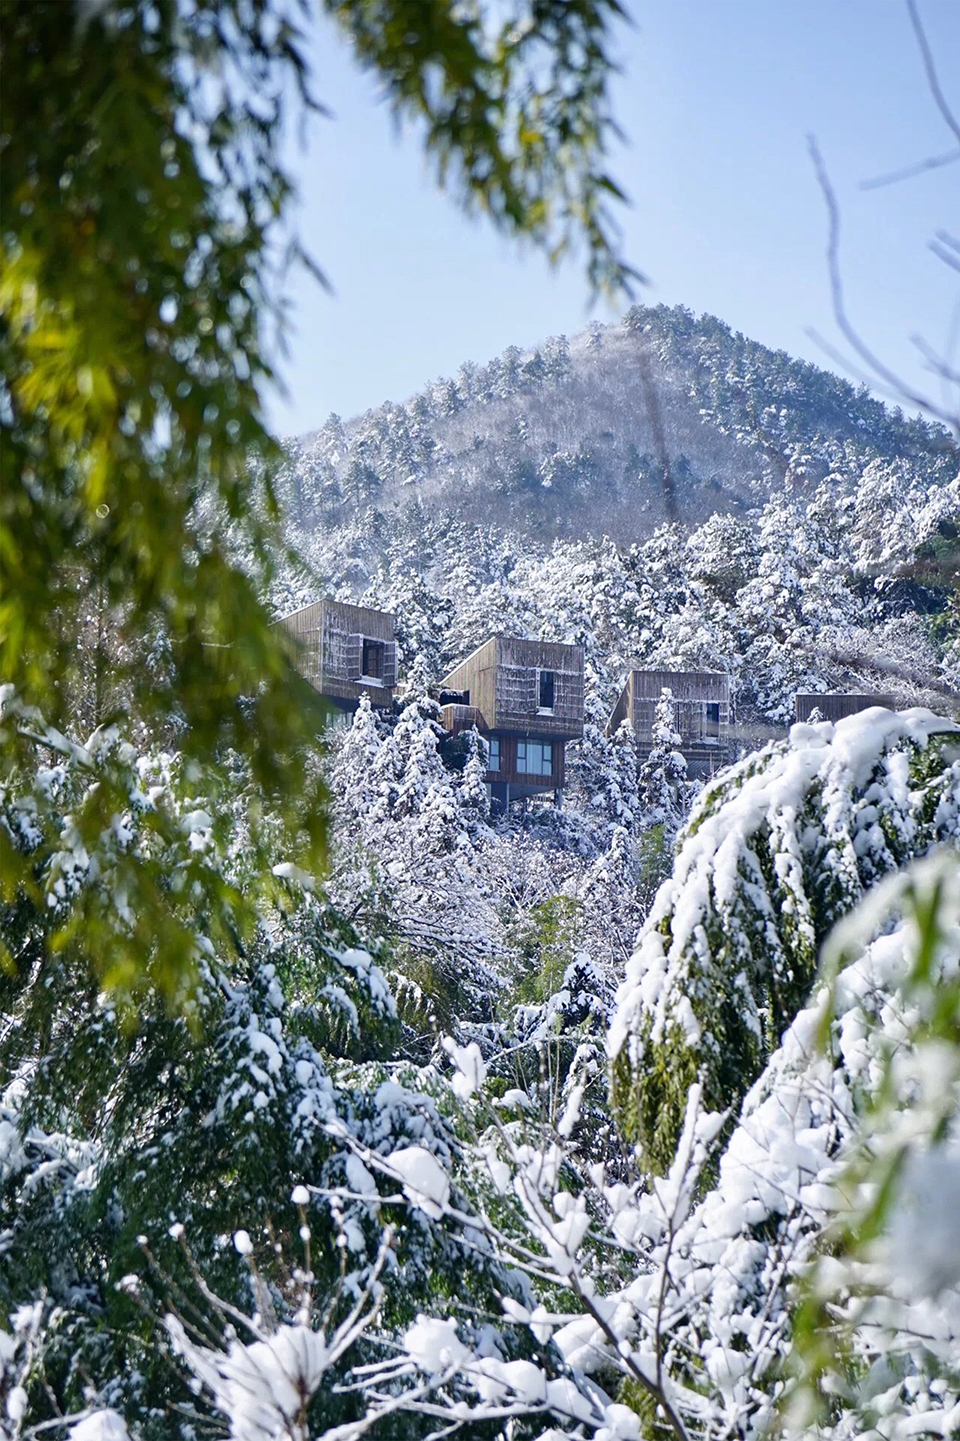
[705,702,721,739]
[538,670,555,712]
[487,736,501,772]
[361,638,384,681]
[517,739,553,776]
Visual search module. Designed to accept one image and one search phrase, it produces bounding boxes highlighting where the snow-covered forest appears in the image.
[4,295,959,1441]
[271,306,958,722]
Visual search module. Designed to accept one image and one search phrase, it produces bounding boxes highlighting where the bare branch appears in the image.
[635,341,679,524]
[861,145,960,191]
[906,0,960,148]
[807,135,960,436]
[930,231,960,276]
[912,332,960,385]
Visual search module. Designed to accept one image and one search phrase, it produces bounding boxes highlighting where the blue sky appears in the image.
[267,1,959,437]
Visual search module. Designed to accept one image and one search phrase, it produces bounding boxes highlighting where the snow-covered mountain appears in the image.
[275,303,953,547]
[268,305,958,733]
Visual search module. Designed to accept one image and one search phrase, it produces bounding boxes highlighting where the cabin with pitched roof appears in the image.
[608,668,732,778]
[278,599,397,712]
[439,637,584,804]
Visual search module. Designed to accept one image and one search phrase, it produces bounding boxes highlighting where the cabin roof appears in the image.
[277,597,395,630]
[439,635,583,688]
[438,637,498,680]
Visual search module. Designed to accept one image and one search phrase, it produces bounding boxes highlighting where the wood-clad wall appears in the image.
[628,669,731,743]
[440,637,584,738]
[631,669,730,703]
[795,693,894,723]
[440,639,498,728]
[278,599,396,707]
[495,638,583,738]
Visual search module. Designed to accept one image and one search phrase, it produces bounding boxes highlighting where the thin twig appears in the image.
[905,0,960,148]
[807,135,960,436]
[861,145,960,191]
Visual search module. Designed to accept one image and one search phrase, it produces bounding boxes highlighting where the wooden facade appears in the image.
[795,692,895,723]
[439,637,584,801]
[278,599,397,711]
[609,668,733,778]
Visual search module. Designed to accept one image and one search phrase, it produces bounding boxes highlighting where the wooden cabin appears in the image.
[278,599,397,712]
[608,669,732,778]
[795,692,895,723]
[439,637,584,804]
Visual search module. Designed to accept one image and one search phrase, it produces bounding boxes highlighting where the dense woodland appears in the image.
[3,303,959,1441]
[272,306,959,724]
[6,0,960,1435]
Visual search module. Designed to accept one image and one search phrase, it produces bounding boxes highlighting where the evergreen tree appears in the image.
[521,348,546,389]
[392,698,449,819]
[611,707,960,1172]
[458,729,492,833]
[497,344,523,397]
[332,695,385,822]
[638,688,689,828]
[545,333,571,382]
[342,458,384,510]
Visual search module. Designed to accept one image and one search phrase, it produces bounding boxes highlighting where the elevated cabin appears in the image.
[439,637,584,804]
[608,669,732,778]
[278,599,397,714]
[795,692,895,724]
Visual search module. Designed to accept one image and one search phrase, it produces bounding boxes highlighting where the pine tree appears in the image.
[435,378,462,418]
[611,707,960,1173]
[638,688,688,829]
[403,650,437,700]
[393,698,449,819]
[497,345,523,397]
[458,729,491,833]
[544,334,571,383]
[332,695,385,823]
[521,349,546,389]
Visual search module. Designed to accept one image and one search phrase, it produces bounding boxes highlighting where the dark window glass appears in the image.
[488,737,500,771]
[361,639,384,680]
[539,670,555,710]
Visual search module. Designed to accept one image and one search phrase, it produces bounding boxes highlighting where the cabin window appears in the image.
[705,702,721,738]
[538,670,555,713]
[517,739,553,777]
[487,736,501,772]
[361,638,385,682]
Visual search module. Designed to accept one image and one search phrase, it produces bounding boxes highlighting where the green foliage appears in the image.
[0,709,254,1010]
[788,853,960,1435]
[609,718,960,1174]
[270,893,401,1061]
[1,0,330,1001]
[1,0,633,1007]
[635,818,672,902]
[0,784,487,1427]
[388,944,480,1040]
[508,895,584,1005]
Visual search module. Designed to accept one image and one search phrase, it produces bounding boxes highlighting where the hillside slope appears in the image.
[276,304,953,548]
[269,304,958,731]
